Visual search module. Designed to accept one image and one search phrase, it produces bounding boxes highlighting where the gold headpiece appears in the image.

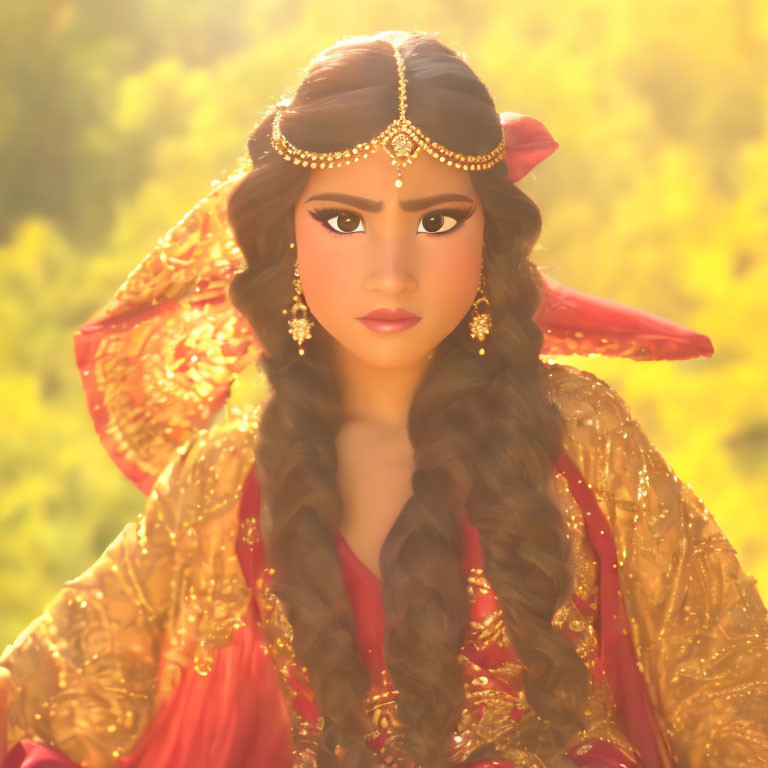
[270,41,507,187]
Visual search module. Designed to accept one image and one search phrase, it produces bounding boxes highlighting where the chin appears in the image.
[339,336,438,369]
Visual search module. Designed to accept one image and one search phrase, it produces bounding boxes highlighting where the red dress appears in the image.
[3,453,670,768]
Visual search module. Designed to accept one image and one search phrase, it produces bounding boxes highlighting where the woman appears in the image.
[2,30,767,768]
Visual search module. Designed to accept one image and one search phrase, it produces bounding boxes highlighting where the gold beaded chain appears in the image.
[270,41,507,187]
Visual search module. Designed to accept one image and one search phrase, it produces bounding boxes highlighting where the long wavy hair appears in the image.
[227,30,588,768]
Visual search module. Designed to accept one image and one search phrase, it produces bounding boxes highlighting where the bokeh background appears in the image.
[2,0,767,648]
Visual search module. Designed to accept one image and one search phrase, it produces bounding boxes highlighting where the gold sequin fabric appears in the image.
[2,364,767,767]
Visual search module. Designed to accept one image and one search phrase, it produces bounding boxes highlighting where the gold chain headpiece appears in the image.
[270,41,507,187]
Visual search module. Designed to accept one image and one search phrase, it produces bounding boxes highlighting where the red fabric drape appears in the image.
[554,454,674,768]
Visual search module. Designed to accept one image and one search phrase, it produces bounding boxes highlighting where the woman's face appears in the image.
[293,149,485,369]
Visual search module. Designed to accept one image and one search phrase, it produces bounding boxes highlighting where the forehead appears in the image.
[295,148,479,204]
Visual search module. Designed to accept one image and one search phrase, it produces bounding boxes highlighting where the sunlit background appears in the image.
[2,0,767,647]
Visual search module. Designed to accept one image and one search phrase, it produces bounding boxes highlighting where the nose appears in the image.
[363,237,418,295]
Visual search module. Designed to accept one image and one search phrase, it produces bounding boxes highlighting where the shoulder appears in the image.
[543,362,653,506]
[544,362,634,443]
[544,362,692,551]
[154,408,261,533]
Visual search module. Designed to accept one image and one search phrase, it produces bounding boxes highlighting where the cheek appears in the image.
[292,214,359,326]
[422,232,483,329]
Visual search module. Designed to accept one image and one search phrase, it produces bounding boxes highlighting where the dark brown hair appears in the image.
[227,30,588,768]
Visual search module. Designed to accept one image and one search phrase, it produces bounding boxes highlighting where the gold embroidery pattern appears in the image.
[252,568,330,767]
[161,420,257,680]
[548,362,768,767]
[468,608,512,651]
[0,418,258,767]
[238,516,260,550]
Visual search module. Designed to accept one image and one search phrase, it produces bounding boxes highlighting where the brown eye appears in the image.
[422,213,444,233]
[308,207,365,234]
[417,211,460,234]
[331,211,363,233]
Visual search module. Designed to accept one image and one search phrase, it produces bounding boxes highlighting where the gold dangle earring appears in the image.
[469,268,492,355]
[282,243,314,355]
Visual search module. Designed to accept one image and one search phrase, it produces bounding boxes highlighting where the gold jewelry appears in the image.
[469,270,492,355]
[281,243,314,355]
[270,41,506,188]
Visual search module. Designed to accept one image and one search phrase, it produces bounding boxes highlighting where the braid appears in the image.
[259,348,375,767]
[379,169,588,766]
[229,155,374,767]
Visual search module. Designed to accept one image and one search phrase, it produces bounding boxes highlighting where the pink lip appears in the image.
[360,308,420,321]
[356,307,422,334]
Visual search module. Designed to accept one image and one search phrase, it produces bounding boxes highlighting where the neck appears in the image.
[333,344,431,432]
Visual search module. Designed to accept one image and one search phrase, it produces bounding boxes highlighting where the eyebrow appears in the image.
[304,192,475,212]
